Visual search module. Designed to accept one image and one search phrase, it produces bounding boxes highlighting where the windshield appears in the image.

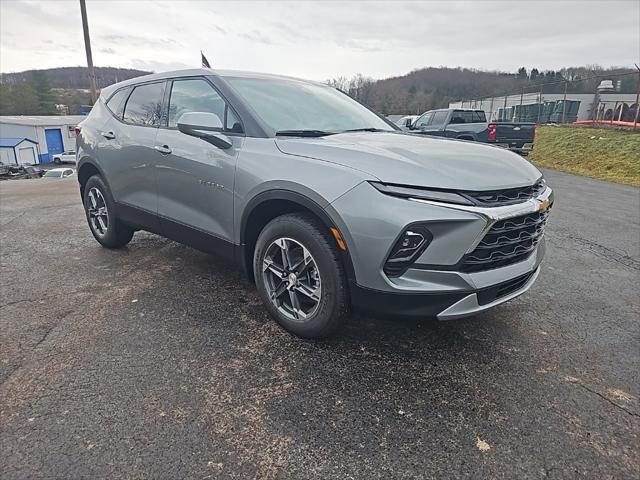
[226,77,394,134]
[44,170,62,177]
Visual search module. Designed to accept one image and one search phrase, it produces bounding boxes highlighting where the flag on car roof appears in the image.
[201,51,211,69]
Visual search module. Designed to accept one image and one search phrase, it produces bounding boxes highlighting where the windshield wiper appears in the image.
[275,129,334,137]
[339,127,388,133]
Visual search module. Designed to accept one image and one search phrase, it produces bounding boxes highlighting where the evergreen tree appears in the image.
[11,84,40,114]
[29,71,56,114]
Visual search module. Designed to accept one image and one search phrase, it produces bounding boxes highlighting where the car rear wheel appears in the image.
[53,158,61,164]
[83,175,134,248]
[253,213,349,338]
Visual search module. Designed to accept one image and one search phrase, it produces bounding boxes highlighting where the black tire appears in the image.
[53,158,61,164]
[253,213,349,338]
[83,175,134,248]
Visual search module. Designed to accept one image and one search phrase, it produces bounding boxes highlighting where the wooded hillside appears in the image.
[0,67,150,89]
[329,66,637,115]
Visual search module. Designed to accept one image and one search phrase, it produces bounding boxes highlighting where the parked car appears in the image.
[52,150,76,164]
[22,165,45,178]
[395,115,419,131]
[411,108,536,153]
[77,69,552,338]
[43,167,75,179]
[0,164,45,179]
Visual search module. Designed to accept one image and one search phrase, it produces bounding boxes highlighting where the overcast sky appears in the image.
[1,0,638,80]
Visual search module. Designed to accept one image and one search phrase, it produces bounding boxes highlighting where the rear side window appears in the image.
[168,78,242,132]
[106,87,131,119]
[450,110,487,124]
[450,111,473,124]
[473,111,486,122]
[430,111,448,126]
[123,82,165,126]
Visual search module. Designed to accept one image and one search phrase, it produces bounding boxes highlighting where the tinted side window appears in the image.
[168,78,242,132]
[106,87,131,119]
[431,111,448,126]
[123,82,165,126]
[450,111,474,124]
[473,111,487,122]
[415,112,433,128]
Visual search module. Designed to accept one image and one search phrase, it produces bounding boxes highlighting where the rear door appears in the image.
[155,77,244,245]
[418,110,449,136]
[98,81,165,230]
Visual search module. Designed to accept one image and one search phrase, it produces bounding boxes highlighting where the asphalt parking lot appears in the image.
[1,170,638,479]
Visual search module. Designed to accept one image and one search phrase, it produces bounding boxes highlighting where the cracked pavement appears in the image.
[0,169,639,479]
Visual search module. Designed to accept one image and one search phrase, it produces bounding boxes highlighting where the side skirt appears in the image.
[115,201,237,263]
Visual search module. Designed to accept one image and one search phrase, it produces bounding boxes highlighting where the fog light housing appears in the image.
[384,225,433,277]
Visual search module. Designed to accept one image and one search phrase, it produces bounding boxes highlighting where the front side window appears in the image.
[168,78,242,132]
[123,82,165,126]
[226,77,393,133]
[414,112,433,128]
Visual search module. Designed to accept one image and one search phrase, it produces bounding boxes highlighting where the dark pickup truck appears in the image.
[409,108,535,153]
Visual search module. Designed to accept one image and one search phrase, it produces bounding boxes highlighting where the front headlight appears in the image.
[369,181,474,206]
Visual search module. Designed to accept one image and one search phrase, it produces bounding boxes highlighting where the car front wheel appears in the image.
[253,213,349,338]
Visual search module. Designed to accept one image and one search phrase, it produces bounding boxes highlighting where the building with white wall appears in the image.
[449,93,638,123]
[0,138,39,165]
[0,115,85,163]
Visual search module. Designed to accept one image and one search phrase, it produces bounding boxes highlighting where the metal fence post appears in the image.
[537,86,543,124]
[634,65,640,130]
[562,81,567,124]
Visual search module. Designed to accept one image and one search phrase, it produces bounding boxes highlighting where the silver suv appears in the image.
[77,69,553,338]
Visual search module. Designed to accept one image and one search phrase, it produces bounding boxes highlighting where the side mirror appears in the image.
[177,112,232,150]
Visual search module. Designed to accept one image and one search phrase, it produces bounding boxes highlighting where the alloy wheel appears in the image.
[87,187,109,237]
[262,237,322,321]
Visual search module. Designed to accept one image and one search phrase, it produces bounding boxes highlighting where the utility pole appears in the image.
[80,0,98,103]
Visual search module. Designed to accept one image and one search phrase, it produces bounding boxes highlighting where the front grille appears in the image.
[463,180,546,207]
[461,210,549,273]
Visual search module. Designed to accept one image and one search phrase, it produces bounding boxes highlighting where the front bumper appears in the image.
[349,256,543,320]
[328,180,552,319]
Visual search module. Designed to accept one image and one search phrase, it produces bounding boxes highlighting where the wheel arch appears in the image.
[77,159,109,201]
[456,134,477,141]
[239,189,356,284]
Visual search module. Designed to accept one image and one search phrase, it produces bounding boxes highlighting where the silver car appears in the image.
[77,69,553,338]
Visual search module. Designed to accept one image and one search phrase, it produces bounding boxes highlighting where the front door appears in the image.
[155,77,243,247]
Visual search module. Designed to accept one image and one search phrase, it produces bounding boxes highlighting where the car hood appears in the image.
[275,132,541,190]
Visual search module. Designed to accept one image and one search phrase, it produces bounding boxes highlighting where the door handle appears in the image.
[101,131,115,140]
[154,145,172,155]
